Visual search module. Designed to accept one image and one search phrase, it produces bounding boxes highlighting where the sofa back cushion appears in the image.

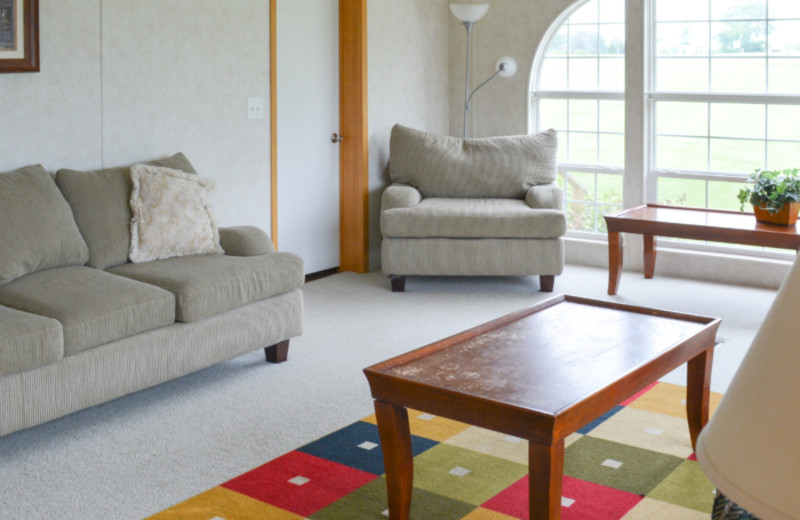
[389,124,558,199]
[0,165,90,285]
[55,153,197,269]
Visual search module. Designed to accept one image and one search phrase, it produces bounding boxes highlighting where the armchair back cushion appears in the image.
[389,124,558,199]
[56,153,197,269]
[0,165,90,285]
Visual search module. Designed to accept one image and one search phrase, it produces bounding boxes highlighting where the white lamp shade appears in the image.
[449,3,490,23]
[496,56,517,78]
[695,254,800,519]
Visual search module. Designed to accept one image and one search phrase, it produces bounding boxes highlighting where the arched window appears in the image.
[530,0,625,234]
[650,0,800,212]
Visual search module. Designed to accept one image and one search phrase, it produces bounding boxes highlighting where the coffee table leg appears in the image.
[374,400,413,520]
[644,234,656,279]
[608,230,623,295]
[529,439,565,520]
[686,347,714,451]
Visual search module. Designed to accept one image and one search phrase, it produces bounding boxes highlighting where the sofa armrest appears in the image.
[382,183,422,211]
[219,226,275,256]
[525,183,564,211]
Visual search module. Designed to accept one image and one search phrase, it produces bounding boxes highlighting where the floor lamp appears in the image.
[695,253,800,519]
[450,3,517,138]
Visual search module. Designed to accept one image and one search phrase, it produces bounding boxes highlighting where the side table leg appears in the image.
[686,347,714,451]
[607,231,623,295]
[374,401,413,520]
[644,234,656,279]
[529,439,565,520]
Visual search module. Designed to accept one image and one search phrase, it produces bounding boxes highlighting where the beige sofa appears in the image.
[0,154,304,437]
[381,125,566,292]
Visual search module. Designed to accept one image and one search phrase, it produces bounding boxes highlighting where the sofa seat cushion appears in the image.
[107,253,304,323]
[381,198,567,239]
[0,267,175,356]
[0,305,63,376]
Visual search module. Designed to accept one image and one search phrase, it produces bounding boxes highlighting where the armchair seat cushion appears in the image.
[107,253,304,323]
[381,198,567,239]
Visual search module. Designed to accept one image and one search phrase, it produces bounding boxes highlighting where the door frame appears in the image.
[270,0,369,273]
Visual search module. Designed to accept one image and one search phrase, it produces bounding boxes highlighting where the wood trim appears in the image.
[269,0,278,249]
[339,0,369,273]
[270,0,368,270]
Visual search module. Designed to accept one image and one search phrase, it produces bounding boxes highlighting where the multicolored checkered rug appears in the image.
[149,382,722,519]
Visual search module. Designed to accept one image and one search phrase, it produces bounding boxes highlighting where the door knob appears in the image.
[330,133,344,143]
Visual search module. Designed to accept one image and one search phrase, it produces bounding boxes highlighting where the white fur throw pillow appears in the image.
[129,164,223,263]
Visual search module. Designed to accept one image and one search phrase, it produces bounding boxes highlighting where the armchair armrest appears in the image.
[525,183,564,211]
[219,226,275,256]
[382,183,422,211]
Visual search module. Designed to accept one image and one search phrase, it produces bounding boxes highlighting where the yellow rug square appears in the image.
[586,406,694,458]
[363,409,471,442]
[462,507,520,520]
[146,486,303,520]
[444,427,583,465]
[622,497,710,520]
[628,382,722,419]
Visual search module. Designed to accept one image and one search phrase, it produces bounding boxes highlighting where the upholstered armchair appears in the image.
[380,124,566,292]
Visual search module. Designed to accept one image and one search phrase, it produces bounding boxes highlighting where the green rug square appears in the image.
[648,459,716,512]
[565,436,684,495]
[309,477,475,520]
[412,444,528,506]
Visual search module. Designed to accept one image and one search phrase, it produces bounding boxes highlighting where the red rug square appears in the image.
[221,450,377,517]
[482,475,642,520]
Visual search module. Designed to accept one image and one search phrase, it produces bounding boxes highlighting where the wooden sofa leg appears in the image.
[265,340,290,363]
[539,275,555,293]
[390,275,406,293]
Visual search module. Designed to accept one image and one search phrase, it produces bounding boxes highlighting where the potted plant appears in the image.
[737,168,800,226]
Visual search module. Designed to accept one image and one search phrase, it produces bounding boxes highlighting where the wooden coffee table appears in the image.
[604,204,800,295]
[364,295,720,520]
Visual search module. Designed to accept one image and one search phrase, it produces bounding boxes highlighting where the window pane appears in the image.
[569,58,598,90]
[539,99,568,130]
[569,132,599,163]
[658,0,708,21]
[569,100,598,131]
[599,134,624,165]
[539,58,567,90]
[769,0,800,19]
[547,26,568,56]
[599,100,624,133]
[599,24,625,55]
[657,177,706,207]
[767,105,800,140]
[708,180,745,211]
[570,26,599,56]
[710,103,765,139]
[599,0,625,23]
[566,202,596,231]
[657,136,708,170]
[598,57,624,90]
[711,0,766,20]
[769,21,800,57]
[768,141,800,170]
[565,171,595,201]
[769,58,800,94]
[597,173,624,204]
[710,58,766,92]
[656,58,709,91]
[657,102,708,136]
[656,22,709,56]
[711,21,766,55]
[557,133,569,162]
[569,0,598,24]
[709,138,764,172]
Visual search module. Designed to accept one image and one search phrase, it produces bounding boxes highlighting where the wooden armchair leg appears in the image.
[539,275,555,292]
[265,340,290,363]
[390,275,406,293]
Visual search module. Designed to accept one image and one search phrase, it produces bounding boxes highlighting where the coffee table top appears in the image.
[365,295,720,440]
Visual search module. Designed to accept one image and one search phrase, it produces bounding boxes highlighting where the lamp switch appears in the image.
[247,97,264,120]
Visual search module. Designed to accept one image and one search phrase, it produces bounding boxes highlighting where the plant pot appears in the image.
[753,201,800,226]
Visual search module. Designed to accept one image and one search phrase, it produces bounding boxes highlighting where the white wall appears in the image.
[367,0,450,270]
[0,0,271,230]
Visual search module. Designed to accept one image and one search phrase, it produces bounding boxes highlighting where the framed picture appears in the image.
[0,0,38,73]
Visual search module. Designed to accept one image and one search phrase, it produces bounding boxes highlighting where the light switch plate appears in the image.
[247,97,264,120]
